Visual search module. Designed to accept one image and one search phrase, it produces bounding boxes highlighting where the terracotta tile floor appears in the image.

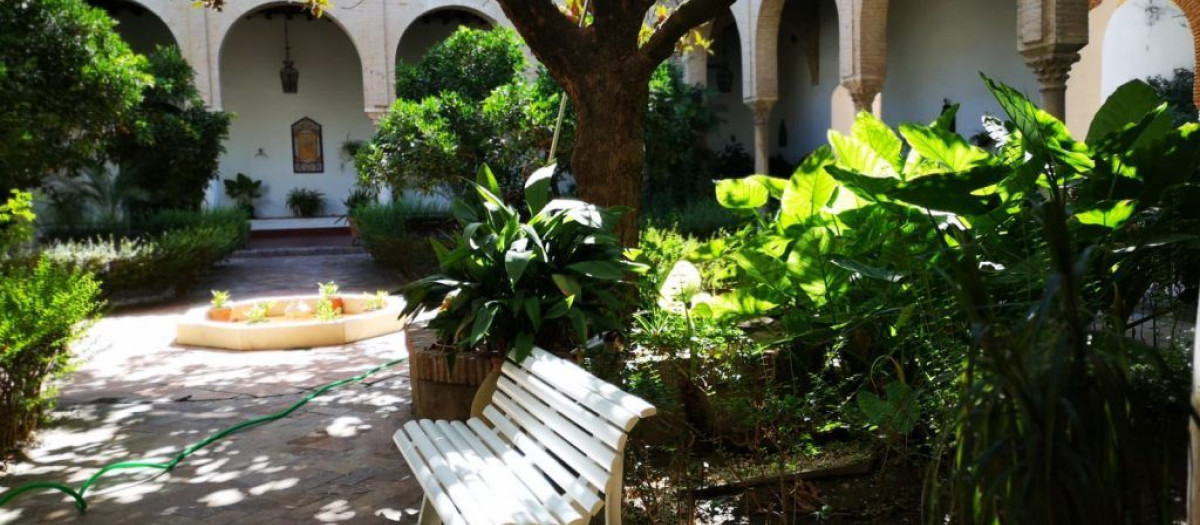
[0,254,423,524]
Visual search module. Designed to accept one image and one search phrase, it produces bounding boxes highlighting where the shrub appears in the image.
[0,258,103,454]
[286,188,326,217]
[40,208,248,300]
[361,27,540,194]
[351,200,450,273]
[400,166,643,359]
[110,45,232,214]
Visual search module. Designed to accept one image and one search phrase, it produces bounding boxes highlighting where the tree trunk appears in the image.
[567,70,651,247]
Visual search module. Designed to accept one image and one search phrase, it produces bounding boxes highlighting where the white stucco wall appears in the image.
[707,22,756,155]
[883,0,1040,136]
[1102,0,1195,97]
[218,16,372,218]
[773,0,840,162]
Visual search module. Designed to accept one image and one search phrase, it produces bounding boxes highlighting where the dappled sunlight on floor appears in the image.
[1,255,424,524]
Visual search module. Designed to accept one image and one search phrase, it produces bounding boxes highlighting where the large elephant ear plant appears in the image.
[400,165,645,363]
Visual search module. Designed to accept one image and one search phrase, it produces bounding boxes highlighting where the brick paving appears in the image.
[0,253,425,524]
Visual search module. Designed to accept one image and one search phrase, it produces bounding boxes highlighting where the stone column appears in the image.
[1016,0,1089,119]
[747,98,777,174]
[366,109,387,128]
[835,0,889,115]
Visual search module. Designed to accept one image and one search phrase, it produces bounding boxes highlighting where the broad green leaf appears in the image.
[467,303,497,346]
[715,177,770,209]
[933,102,959,132]
[828,129,897,177]
[504,246,534,285]
[544,299,569,319]
[523,297,541,330]
[1087,80,1166,143]
[826,166,899,201]
[982,74,1094,174]
[566,260,625,280]
[525,164,555,214]
[476,164,501,196]
[707,289,779,320]
[512,331,535,362]
[1074,199,1137,228]
[900,124,993,172]
[551,273,582,298]
[886,166,1007,216]
[748,174,787,198]
[566,308,588,344]
[828,255,903,283]
[852,112,903,172]
[780,146,836,229]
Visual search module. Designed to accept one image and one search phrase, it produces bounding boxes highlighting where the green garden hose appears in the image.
[0,356,407,513]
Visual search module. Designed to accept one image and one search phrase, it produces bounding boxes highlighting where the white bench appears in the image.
[394,347,656,525]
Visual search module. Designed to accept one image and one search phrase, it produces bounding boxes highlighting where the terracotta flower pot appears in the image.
[208,307,232,322]
[330,297,344,312]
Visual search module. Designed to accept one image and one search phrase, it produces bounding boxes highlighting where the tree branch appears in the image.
[494,0,584,74]
[638,0,734,67]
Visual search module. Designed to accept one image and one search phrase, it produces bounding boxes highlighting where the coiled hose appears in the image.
[0,357,407,513]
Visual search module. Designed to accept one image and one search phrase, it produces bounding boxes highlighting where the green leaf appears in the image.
[825,166,899,201]
[1074,199,1137,228]
[566,260,625,280]
[828,129,897,177]
[513,331,535,362]
[707,289,779,320]
[828,255,903,282]
[887,166,1008,216]
[780,146,836,229]
[504,246,535,285]
[544,299,569,319]
[523,297,541,331]
[551,273,582,299]
[933,102,959,132]
[566,308,588,344]
[900,124,993,172]
[748,174,787,198]
[851,112,903,172]
[476,164,501,196]
[1087,80,1166,143]
[715,177,770,209]
[525,164,555,214]
[467,303,497,346]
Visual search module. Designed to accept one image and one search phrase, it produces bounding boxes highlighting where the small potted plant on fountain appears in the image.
[209,290,232,322]
[399,165,643,420]
[318,282,343,313]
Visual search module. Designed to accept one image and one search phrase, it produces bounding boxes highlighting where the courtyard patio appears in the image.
[0,253,423,524]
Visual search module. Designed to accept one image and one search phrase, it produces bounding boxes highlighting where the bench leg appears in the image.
[418,497,442,525]
[606,458,623,525]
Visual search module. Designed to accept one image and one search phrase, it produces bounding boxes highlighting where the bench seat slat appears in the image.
[420,420,539,525]
[496,376,619,468]
[523,349,656,418]
[459,419,589,525]
[394,423,484,525]
[490,392,612,490]
[482,406,605,515]
[500,365,627,445]
[396,421,494,525]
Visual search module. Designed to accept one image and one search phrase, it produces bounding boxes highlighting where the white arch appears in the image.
[209,1,378,111]
[386,0,512,102]
[104,0,184,52]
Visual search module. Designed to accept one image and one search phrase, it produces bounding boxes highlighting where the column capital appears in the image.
[842,76,884,113]
[1022,50,1082,92]
[745,98,778,125]
[366,108,388,127]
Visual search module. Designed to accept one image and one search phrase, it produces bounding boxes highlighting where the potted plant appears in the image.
[209,290,232,321]
[318,281,343,313]
[399,165,643,420]
[223,173,263,218]
[339,185,377,240]
[286,188,326,218]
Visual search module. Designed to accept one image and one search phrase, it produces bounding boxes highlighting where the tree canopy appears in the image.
[0,0,151,192]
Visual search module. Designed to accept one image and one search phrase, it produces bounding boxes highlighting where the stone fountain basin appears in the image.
[176,295,405,350]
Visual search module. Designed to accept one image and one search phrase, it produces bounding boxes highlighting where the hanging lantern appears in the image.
[280,19,299,94]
